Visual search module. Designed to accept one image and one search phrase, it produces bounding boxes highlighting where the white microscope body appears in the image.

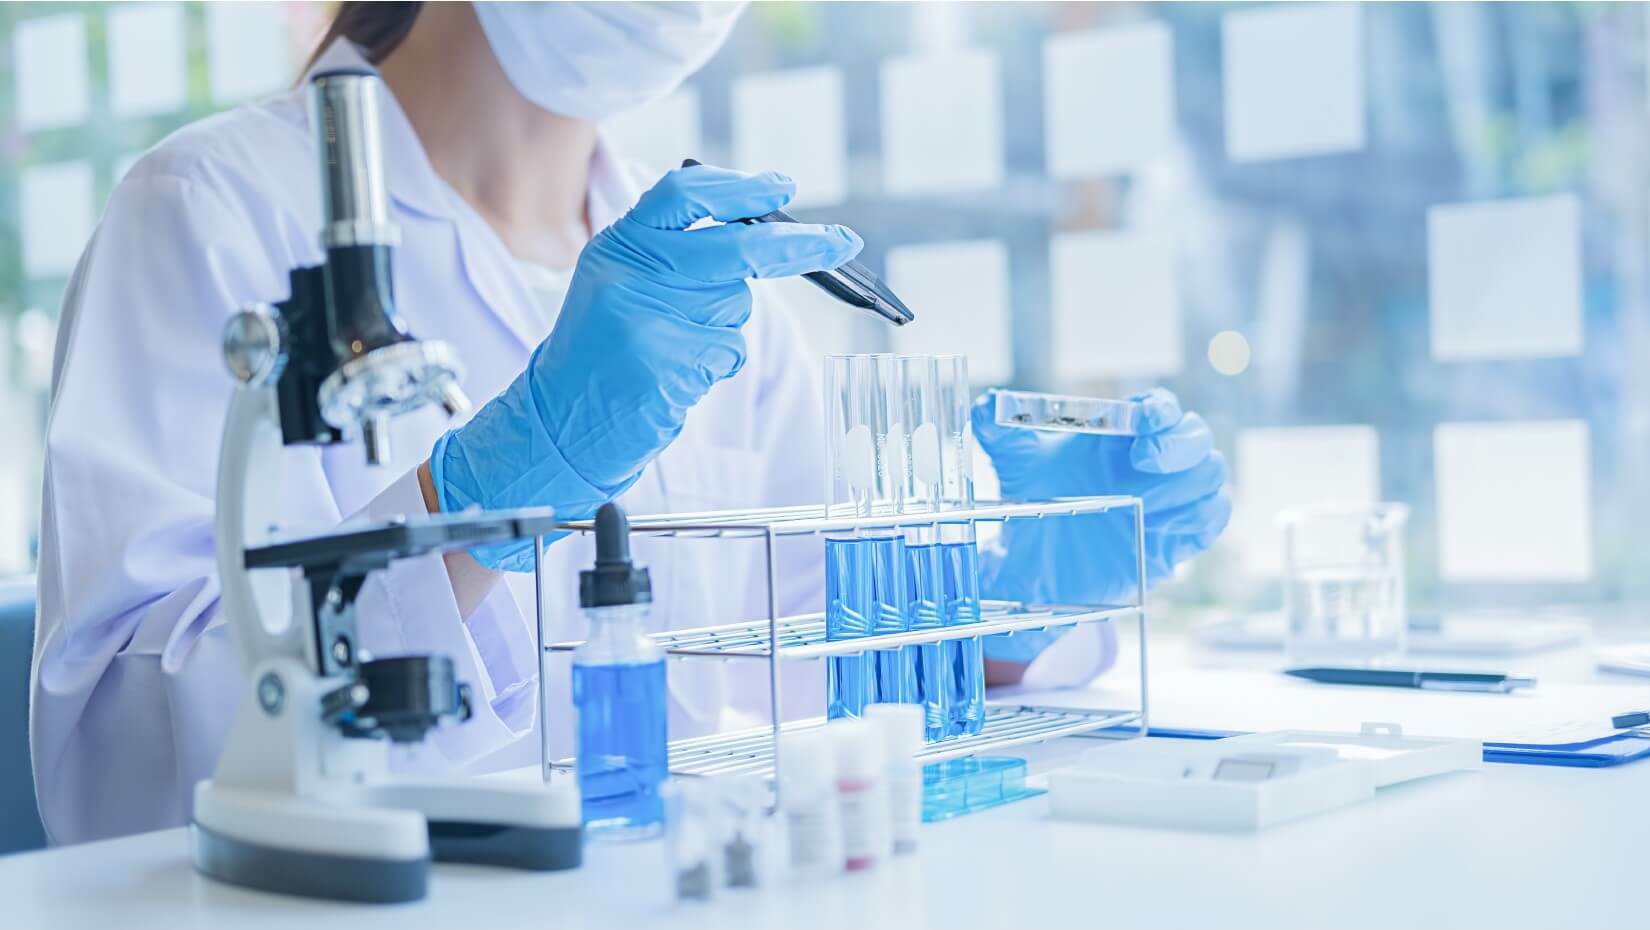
[190,69,579,904]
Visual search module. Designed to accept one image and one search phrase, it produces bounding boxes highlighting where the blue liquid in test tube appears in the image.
[826,535,906,718]
[941,538,984,737]
[904,540,949,741]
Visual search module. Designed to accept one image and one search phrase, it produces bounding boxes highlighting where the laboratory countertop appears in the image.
[5,635,1646,930]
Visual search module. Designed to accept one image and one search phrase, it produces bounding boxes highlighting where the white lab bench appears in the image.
[4,636,1645,929]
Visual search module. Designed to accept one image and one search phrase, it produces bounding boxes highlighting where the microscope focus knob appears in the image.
[223,304,289,386]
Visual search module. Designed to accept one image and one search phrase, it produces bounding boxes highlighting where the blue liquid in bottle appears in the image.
[940,540,985,737]
[826,535,906,718]
[573,503,667,839]
[573,659,668,834]
[904,541,949,742]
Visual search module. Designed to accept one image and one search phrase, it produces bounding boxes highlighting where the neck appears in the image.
[377,2,593,267]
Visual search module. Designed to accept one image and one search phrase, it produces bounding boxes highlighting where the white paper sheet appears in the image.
[880,49,1004,196]
[1016,670,1642,748]
[20,161,96,279]
[207,2,293,104]
[1428,195,1583,361]
[601,87,702,181]
[886,239,1012,384]
[1049,230,1181,382]
[1231,425,1381,576]
[1434,420,1592,582]
[108,3,188,118]
[733,66,847,209]
[1044,22,1175,179]
[1222,3,1365,161]
[14,14,90,131]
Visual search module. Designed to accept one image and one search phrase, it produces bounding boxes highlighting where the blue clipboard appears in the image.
[1116,726,1650,768]
[1482,729,1650,768]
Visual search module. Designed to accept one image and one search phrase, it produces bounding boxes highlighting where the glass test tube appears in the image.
[823,355,908,719]
[898,355,982,741]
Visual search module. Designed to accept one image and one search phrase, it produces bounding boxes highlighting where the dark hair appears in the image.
[304,1,423,71]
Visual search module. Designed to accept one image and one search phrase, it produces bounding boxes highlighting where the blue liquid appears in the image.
[904,542,949,742]
[825,535,906,718]
[573,659,668,835]
[940,541,984,738]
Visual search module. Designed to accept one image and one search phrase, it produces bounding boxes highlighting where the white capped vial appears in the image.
[830,719,889,872]
[778,729,843,878]
[864,703,924,854]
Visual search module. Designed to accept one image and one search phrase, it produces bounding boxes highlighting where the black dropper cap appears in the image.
[579,503,652,608]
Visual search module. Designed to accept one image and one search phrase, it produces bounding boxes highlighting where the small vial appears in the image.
[778,729,843,878]
[663,779,721,901]
[830,720,889,871]
[718,775,773,888]
[864,703,923,854]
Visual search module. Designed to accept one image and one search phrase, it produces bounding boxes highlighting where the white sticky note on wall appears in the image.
[1428,195,1582,361]
[734,67,847,209]
[1044,23,1175,179]
[0,435,27,572]
[887,240,1013,384]
[880,49,1003,196]
[1435,421,1592,582]
[602,87,702,181]
[21,161,96,279]
[108,3,188,117]
[1049,230,1182,382]
[208,2,293,103]
[1234,426,1381,576]
[1223,3,1365,161]
[14,14,90,131]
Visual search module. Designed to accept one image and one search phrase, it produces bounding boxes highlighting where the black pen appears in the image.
[680,158,915,326]
[1285,667,1537,693]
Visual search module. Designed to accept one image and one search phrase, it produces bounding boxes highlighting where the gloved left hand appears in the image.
[972,388,1231,662]
[430,165,862,571]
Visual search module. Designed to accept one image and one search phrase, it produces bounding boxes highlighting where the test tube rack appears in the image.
[539,496,1149,803]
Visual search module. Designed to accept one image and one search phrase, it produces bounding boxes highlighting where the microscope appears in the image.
[191,68,580,904]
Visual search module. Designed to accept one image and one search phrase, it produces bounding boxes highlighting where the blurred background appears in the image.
[1,1,1645,622]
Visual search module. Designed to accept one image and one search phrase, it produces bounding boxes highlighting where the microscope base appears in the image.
[192,777,584,903]
[191,784,431,903]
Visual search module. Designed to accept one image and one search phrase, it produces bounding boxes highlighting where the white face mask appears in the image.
[474,1,745,121]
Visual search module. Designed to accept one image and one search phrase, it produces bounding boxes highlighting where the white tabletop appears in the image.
[5,635,1646,929]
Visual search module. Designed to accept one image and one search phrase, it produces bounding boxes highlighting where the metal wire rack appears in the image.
[534,497,1150,797]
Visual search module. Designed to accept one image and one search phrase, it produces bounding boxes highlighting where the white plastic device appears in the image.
[1049,723,1480,831]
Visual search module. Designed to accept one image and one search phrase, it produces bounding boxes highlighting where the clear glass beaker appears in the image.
[824,354,908,718]
[898,355,982,741]
[1278,503,1410,666]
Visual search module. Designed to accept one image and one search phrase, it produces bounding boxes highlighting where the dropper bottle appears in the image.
[573,503,668,839]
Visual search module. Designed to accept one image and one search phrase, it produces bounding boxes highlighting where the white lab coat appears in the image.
[30,41,1108,846]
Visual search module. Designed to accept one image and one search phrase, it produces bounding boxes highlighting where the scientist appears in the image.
[30,1,1230,845]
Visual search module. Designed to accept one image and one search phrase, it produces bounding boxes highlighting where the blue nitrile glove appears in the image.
[430,165,864,570]
[972,389,1231,663]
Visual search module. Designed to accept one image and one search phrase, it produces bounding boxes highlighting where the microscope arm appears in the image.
[214,385,311,672]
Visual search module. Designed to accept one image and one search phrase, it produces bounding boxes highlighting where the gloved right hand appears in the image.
[429,165,863,570]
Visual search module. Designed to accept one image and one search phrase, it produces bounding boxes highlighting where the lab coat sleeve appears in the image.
[30,164,513,845]
[352,471,537,763]
[32,169,317,844]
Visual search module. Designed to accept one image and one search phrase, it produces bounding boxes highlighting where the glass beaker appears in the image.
[824,354,908,718]
[1278,503,1410,666]
[898,355,982,740]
